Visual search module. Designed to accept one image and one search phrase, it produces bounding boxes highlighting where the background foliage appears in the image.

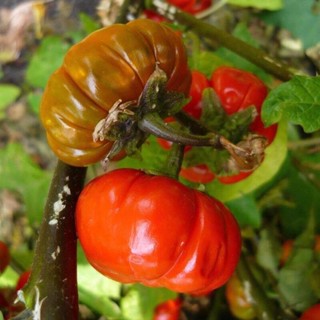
[1,0,320,319]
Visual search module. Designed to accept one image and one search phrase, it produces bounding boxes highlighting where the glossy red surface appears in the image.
[180,164,215,184]
[183,70,210,119]
[153,298,182,320]
[76,168,241,294]
[0,241,10,274]
[168,0,212,13]
[218,171,252,184]
[300,304,320,320]
[40,19,191,166]
[15,270,31,291]
[211,66,277,143]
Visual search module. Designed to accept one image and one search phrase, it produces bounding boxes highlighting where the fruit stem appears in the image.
[24,161,87,319]
[150,0,298,81]
[174,110,209,135]
[140,112,265,171]
[139,112,222,147]
[161,143,185,179]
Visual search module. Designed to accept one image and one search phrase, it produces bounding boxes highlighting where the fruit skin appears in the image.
[168,0,212,14]
[153,298,182,320]
[225,273,256,320]
[156,70,209,152]
[211,66,277,144]
[179,164,215,184]
[183,70,210,119]
[160,68,276,185]
[144,0,212,24]
[15,270,31,291]
[217,171,252,185]
[76,168,241,294]
[40,19,191,167]
[143,9,167,22]
[300,304,320,320]
[210,66,278,184]
[0,241,10,274]
[211,66,268,115]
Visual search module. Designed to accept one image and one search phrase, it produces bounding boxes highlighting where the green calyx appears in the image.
[92,66,215,164]
[92,66,266,175]
[200,88,256,143]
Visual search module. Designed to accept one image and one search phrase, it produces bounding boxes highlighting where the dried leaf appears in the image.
[0,1,49,63]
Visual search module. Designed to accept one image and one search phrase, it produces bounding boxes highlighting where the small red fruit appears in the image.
[153,298,182,320]
[180,164,215,184]
[300,304,320,320]
[15,270,31,291]
[0,241,10,274]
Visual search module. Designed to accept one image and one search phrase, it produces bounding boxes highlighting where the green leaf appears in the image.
[189,50,230,78]
[0,84,20,108]
[278,222,319,311]
[117,135,168,172]
[256,228,282,276]
[121,284,177,320]
[0,84,21,118]
[0,266,19,288]
[78,288,123,319]
[79,12,100,35]
[226,194,261,228]
[77,246,123,315]
[262,0,320,48]
[262,76,320,133]
[26,91,43,114]
[25,36,71,88]
[78,265,123,318]
[11,246,34,271]
[227,0,283,10]
[77,246,123,318]
[278,248,318,311]
[278,163,320,238]
[77,261,121,299]
[206,120,288,202]
[0,143,51,224]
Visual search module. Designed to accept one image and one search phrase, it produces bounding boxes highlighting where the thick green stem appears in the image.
[25,161,87,319]
[139,112,222,147]
[174,110,209,135]
[161,143,185,179]
[139,113,265,171]
[150,1,297,81]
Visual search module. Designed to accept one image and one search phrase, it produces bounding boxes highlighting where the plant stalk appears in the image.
[139,112,222,147]
[174,110,209,135]
[139,112,265,171]
[161,143,185,179]
[150,0,297,81]
[25,161,87,319]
